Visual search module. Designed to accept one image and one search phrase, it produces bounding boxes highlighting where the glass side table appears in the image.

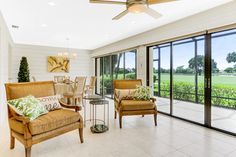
[83,95,104,127]
[89,100,109,133]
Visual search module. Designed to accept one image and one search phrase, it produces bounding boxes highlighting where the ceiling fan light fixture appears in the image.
[128,4,146,13]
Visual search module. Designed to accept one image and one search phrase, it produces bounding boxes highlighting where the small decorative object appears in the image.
[47,56,70,73]
[133,85,151,101]
[18,56,30,82]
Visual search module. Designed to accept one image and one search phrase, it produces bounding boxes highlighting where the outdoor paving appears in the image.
[156,97,236,133]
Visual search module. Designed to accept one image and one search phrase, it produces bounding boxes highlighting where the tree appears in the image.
[18,56,30,82]
[224,67,234,73]
[175,66,185,73]
[188,55,218,75]
[226,52,236,63]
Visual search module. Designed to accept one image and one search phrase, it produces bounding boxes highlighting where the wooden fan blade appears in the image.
[90,0,126,5]
[148,0,178,5]
[112,10,129,20]
[144,8,162,19]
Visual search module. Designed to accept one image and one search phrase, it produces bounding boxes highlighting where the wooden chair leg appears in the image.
[114,110,117,119]
[154,114,157,126]
[74,98,77,105]
[25,147,31,157]
[10,133,15,149]
[119,116,122,129]
[79,128,84,143]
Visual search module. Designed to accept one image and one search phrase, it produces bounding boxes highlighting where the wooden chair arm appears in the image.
[59,99,82,112]
[10,114,32,139]
[12,115,30,124]
[8,107,30,124]
[150,97,156,103]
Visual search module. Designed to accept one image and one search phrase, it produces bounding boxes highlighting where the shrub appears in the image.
[125,73,135,79]
[154,81,236,108]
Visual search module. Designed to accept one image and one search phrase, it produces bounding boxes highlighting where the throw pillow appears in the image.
[8,95,48,121]
[37,95,62,111]
[133,85,151,101]
[114,89,136,103]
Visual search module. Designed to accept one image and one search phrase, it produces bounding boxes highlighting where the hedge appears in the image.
[154,81,236,108]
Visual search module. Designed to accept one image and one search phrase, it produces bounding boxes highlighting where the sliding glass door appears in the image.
[211,29,236,133]
[148,30,236,135]
[172,37,205,123]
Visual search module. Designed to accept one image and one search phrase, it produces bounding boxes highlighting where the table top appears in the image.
[83,95,104,100]
[89,100,109,105]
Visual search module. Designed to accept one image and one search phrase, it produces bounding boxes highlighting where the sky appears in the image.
[152,29,236,71]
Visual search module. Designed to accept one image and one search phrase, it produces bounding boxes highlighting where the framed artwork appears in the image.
[47,56,70,73]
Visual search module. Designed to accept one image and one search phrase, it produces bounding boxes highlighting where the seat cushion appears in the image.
[120,100,155,111]
[29,109,81,135]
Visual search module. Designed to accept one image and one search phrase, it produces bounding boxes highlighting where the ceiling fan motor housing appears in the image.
[127,0,148,13]
[127,0,147,6]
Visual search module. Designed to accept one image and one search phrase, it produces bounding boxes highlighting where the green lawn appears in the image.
[155,73,236,88]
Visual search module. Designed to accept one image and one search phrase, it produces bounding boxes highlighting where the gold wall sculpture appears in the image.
[47,56,70,73]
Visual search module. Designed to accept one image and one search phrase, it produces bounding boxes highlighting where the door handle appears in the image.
[205,78,211,89]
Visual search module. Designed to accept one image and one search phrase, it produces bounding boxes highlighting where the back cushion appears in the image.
[113,80,142,89]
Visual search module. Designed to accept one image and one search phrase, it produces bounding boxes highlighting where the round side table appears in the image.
[89,100,109,133]
[83,95,104,127]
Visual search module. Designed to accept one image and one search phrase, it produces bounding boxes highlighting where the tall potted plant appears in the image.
[18,56,30,82]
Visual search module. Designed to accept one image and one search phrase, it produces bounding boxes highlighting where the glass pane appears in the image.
[103,56,112,98]
[153,60,158,96]
[96,58,100,94]
[112,53,124,80]
[152,44,171,114]
[153,47,159,60]
[211,30,236,133]
[100,57,103,95]
[172,37,205,124]
[125,51,136,80]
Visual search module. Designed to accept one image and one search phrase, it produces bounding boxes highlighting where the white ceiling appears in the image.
[0,0,233,50]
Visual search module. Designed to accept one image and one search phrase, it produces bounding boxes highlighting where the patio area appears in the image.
[156,97,236,133]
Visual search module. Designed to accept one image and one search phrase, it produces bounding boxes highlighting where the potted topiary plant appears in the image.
[18,56,30,82]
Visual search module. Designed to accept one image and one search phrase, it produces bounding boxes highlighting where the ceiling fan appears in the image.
[89,0,177,20]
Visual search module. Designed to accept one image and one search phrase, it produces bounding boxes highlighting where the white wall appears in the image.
[91,1,236,83]
[10,44,92,83]
[0,11,13,125]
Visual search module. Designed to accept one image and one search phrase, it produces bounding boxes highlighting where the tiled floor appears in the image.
[0,99,236,157]
[157,97,236,133]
